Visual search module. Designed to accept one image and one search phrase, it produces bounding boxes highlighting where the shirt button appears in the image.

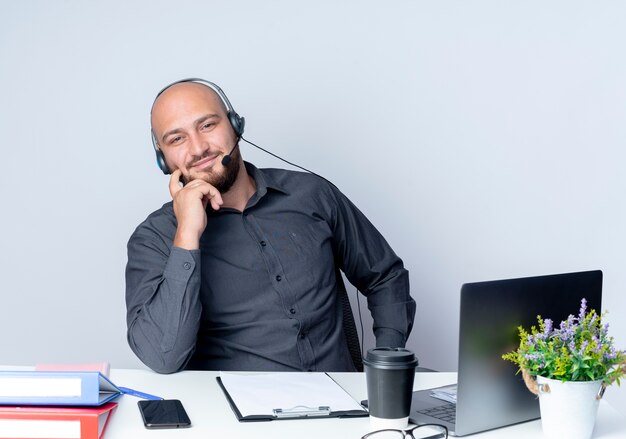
[260,241,267,247]
[183,262,191,270]
[299,333,306,339]
[276,275,282,282]
[290,308,296,315]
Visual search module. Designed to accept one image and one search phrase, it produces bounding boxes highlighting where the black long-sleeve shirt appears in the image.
[125,162,415,373]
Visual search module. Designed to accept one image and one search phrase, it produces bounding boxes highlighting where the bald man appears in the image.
[125,80,415,373]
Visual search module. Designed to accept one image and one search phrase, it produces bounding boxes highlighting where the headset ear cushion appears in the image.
[229,112,245,137]
[155,149,171,175]
[151,129,171,174]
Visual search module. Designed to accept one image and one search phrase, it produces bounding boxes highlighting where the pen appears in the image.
[118,386,164,400]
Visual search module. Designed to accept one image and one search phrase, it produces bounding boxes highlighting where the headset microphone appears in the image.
[221,139,240,166]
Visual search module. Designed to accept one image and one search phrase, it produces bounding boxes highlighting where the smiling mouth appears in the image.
[191,155,219,170]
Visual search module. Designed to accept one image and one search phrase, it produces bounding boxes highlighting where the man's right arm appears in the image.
[126,170,222,373]
[125,224,203,374]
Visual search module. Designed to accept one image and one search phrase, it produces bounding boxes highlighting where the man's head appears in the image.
[150,80,243,192]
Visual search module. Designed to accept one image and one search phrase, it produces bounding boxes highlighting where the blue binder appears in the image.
[0,370,122,406]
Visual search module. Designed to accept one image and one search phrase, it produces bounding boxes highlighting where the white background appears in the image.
[1,1,625,411]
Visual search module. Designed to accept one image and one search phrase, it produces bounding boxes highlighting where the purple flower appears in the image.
[591,335,602,354]
[559,325,575,342]
[579,298,588,320]
[525,353,542,361]
[579,340,589,355]
[505,299,625,383]
[544,319,553,335]
[604,346,618,361]
[568,340,577,353]
[588,313,597,328]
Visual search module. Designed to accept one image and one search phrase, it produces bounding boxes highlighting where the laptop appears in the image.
[409,270,603,436]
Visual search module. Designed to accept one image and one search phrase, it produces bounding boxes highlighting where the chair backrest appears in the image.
[336,270,363,372]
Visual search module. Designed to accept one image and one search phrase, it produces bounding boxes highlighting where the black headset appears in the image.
[150,78,246,175]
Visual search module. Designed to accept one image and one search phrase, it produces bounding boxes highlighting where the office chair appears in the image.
[335,270,437,374]
[336,269,364,372]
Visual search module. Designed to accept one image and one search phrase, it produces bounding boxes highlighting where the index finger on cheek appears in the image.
[169,169,183,197]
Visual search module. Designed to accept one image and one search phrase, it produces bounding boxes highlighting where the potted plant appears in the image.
[503,298,625,439]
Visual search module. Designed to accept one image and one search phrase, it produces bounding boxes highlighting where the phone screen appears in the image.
[138,399,192,429]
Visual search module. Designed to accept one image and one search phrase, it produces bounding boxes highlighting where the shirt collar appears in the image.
[207,162,290,215]
[244,161,290,197]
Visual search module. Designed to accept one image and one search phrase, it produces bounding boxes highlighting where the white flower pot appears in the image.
[536,376,603,439]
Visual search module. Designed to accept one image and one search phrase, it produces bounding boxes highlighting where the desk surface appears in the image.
[92,368,626,439]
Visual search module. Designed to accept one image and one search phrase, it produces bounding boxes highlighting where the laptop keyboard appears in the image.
[417,403,456,424]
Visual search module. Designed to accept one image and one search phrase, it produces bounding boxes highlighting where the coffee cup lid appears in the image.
[363,347,419,369]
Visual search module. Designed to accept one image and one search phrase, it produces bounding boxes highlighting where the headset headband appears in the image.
[153,78,238,115]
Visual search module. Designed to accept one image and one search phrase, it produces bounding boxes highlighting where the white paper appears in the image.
[0,419,81,438]
[0,377,82,397]
[430,385,457,404]
[219,372,365,417]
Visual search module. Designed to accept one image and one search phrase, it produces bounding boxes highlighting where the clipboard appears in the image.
[216,372,369,422]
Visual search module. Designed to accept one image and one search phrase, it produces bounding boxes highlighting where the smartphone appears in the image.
[138,399,192,429]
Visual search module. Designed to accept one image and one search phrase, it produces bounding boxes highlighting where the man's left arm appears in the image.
[326,183,416,347]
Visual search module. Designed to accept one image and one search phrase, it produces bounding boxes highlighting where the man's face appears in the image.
[151,83,240,191]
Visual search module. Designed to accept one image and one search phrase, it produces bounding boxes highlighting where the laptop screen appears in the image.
[454,270,603,436]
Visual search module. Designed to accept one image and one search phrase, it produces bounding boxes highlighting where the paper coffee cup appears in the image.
[364,348,418,431]
[369,415,410,431]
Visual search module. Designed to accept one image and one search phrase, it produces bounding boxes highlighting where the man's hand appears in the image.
[169,169,223,250]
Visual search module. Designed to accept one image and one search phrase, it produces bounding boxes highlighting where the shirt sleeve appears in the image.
[125,219,202,374]
[325,183,416,348]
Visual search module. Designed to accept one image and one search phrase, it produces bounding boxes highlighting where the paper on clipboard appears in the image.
[218,372,366,419]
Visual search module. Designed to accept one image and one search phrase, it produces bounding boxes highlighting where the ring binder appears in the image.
[0,370,122,406]
[273,405,331,418]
